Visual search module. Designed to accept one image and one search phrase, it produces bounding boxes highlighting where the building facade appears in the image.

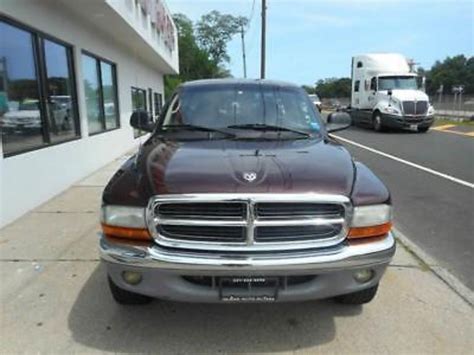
[0,0,179,227]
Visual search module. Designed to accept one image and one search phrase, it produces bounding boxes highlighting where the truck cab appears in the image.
[350,53,435,133]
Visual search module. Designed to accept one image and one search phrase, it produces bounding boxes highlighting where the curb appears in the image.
[393,228,474,307]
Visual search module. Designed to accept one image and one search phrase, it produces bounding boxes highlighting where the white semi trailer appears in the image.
[350,53,435,132]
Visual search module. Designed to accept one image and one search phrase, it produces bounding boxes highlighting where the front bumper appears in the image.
[381,113,434,129]
[100,233,395,302]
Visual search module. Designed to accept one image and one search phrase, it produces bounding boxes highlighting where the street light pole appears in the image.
[260,0,266,79]
[240,24,247,78]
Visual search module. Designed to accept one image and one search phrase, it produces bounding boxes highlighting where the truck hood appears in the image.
[139,137,355,196]
[382,89,429,102]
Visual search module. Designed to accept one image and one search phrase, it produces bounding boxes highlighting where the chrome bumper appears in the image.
[99,232,396,274]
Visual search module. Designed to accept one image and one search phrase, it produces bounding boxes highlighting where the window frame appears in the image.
[81,49,120,136]
[354,80,360,93]
[1,14,81,158]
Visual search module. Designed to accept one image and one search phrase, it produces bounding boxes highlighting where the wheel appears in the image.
[372,112,384,132]
[334,284,379,305]
[418,126,429,133]
[108,276,153,305]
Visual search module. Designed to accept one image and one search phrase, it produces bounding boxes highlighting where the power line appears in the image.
[245,0,256,33]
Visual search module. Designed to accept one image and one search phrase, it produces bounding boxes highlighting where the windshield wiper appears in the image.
[226,123,311,138]
[158,124,235,138]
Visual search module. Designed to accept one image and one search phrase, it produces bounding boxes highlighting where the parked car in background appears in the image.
[0,99,42,134]
[99,79,395,306]
[308,93,322,112]
[350,53,435,132]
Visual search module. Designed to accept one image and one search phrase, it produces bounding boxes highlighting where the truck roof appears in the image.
[353,53,410,74]
[180,78,301,90]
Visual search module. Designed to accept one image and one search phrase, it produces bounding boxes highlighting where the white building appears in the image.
[0,0,179,227]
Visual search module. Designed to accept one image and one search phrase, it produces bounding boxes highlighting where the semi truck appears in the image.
[350,53,435,133]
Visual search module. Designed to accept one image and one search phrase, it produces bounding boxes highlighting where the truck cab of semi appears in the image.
[350,53,435,133]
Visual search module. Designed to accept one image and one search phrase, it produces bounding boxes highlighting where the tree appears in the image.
[165,12,247,97]
[422,55,474,95]
[196,11,247,65]
[315,78,351,98]
[302,85,315,95]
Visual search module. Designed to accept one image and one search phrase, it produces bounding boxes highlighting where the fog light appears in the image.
[353,269,374,283]
[122,271,142,285]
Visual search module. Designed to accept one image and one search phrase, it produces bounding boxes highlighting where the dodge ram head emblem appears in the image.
[243,172,257,182]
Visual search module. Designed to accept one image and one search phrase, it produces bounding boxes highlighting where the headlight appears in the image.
[348,204,392,239]
[427,105,435,116]
[383,105,401,115]
[101,205,151,240]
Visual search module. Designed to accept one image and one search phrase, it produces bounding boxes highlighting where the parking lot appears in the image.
[1,134,473,354]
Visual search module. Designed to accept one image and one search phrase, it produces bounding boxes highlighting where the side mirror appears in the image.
[130,110,154,132]
[387,89,393,96]
[326,112,351,133]
[421,76,426,92]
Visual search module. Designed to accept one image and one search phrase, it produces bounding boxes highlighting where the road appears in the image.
[331,122,474,289]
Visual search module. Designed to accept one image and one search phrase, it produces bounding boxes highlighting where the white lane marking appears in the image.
[331,134,474,189]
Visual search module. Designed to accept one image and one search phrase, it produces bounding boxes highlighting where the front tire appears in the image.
[418,126,429,133]
[108,276,153,305]
[334,284,379,305]
[372,112,384,132]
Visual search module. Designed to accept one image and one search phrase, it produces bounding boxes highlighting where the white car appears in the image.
[1,100,42,133]
[1,99,69,134]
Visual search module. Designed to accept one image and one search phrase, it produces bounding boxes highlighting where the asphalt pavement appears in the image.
[331,122,474,290]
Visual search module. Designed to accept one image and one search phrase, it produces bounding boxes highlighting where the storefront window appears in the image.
[82,54,102,134]
[43,39,79,142]
[82,52,119,135]
[0,21,45,155]
[154,92,163,116]
[101,61,118,130]
[131,87,147,138]
[0,19,80,156]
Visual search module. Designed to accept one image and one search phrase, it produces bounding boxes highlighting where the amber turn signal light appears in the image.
[348,222,392,239]
[101,223,152,241]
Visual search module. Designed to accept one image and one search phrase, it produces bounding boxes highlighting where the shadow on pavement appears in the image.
[68,265,362,353]
[346,125,420,135]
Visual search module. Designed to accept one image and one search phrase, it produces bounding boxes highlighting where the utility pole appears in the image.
[260,0,266,79]
[240,23,247,78]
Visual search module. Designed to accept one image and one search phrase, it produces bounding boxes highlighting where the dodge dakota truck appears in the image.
[100,79,395,305]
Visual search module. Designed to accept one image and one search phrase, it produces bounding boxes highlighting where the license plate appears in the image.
[410,124,418,130]
[219,276,279,302]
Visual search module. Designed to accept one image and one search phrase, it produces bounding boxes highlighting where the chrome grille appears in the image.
[255,225,342,242]
[157,202,246,220]
[159,225,246,242]
[256,202,344,219]
[402,101,428,115]
[147,194,352,252]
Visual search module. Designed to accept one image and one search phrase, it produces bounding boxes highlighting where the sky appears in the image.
[167,0,474,86]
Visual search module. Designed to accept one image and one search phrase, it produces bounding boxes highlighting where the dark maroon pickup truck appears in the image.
[99,79,395,305]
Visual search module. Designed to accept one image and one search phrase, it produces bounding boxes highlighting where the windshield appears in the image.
[378,76,419,90]
[308,94,320,101]
[161,85,322,136]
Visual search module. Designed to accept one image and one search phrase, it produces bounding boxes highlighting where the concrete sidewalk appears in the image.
[0,154,473,354]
